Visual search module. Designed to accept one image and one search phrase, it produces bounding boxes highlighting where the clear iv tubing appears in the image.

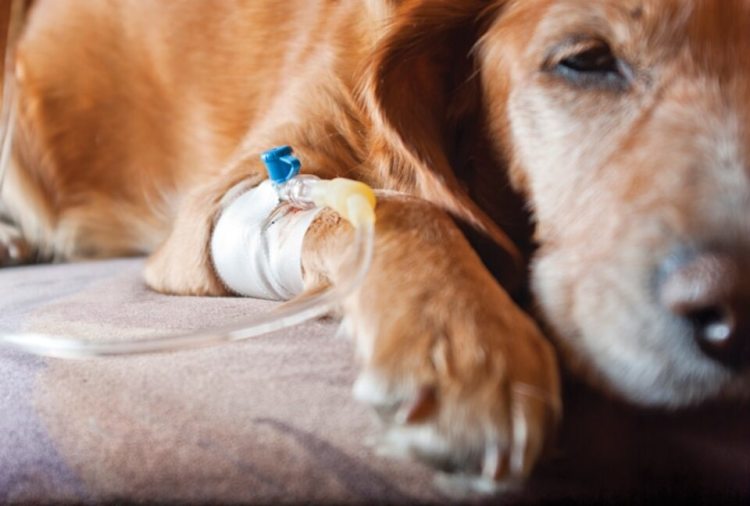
[0,0,377,359]
[0,220,374,358]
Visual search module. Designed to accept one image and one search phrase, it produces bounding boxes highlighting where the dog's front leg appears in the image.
[144,172,266,296]
[303,195,561,486]
[145,158,560,485]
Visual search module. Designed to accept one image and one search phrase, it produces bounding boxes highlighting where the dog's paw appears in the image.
[347,284,560,494]
[0,222,31,266]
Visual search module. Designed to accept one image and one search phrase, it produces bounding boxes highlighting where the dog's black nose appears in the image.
[660,252,750,369]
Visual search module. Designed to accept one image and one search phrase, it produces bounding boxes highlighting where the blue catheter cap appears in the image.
[261,145,301,185]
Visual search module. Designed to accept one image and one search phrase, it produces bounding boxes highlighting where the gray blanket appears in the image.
[1,259,748,503]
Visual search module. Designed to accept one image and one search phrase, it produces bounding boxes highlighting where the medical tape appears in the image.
[210,180,322,300]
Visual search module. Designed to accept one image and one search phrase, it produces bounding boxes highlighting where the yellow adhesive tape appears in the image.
[311,178,377,228]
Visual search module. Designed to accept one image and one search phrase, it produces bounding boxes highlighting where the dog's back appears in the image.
[3,0,378,260]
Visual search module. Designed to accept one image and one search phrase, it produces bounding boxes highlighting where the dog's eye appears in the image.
[560,44,617,73]
[549,40,630,91]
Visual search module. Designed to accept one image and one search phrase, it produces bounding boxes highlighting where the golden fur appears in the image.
[2,0,749,484]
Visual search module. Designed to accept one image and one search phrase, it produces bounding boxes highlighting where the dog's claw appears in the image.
[397,385,438,424]
[482,442,509,481]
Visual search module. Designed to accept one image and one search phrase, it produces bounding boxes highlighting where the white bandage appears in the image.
[210,180,322,300]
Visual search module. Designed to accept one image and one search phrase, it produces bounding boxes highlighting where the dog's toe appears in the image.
[353,321,560,495]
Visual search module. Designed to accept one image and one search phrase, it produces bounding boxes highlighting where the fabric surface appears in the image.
[1,259,749,503]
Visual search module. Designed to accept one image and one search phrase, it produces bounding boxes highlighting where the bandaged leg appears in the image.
[210,180,322,300]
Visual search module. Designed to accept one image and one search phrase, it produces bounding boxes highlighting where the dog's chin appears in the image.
[532,253,750,409]
[549,320,750,408]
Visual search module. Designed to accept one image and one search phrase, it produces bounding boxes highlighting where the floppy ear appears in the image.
[362,0,523,280]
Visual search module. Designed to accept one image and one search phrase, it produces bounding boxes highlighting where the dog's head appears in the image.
[365,0,750,407]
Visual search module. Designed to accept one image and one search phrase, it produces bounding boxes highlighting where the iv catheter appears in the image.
[0,145,377,358]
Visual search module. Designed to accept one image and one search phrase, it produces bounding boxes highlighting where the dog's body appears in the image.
[2,0,750,486]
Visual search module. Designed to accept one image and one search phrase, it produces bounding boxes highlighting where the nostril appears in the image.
[685,305,736,352]
[659,251,749,369]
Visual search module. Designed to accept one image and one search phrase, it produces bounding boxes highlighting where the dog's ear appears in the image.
[362,0,523,278]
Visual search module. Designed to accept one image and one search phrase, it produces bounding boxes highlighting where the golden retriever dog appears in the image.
[1,0,749,486]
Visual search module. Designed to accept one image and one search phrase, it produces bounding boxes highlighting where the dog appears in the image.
[1,0,749,487]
